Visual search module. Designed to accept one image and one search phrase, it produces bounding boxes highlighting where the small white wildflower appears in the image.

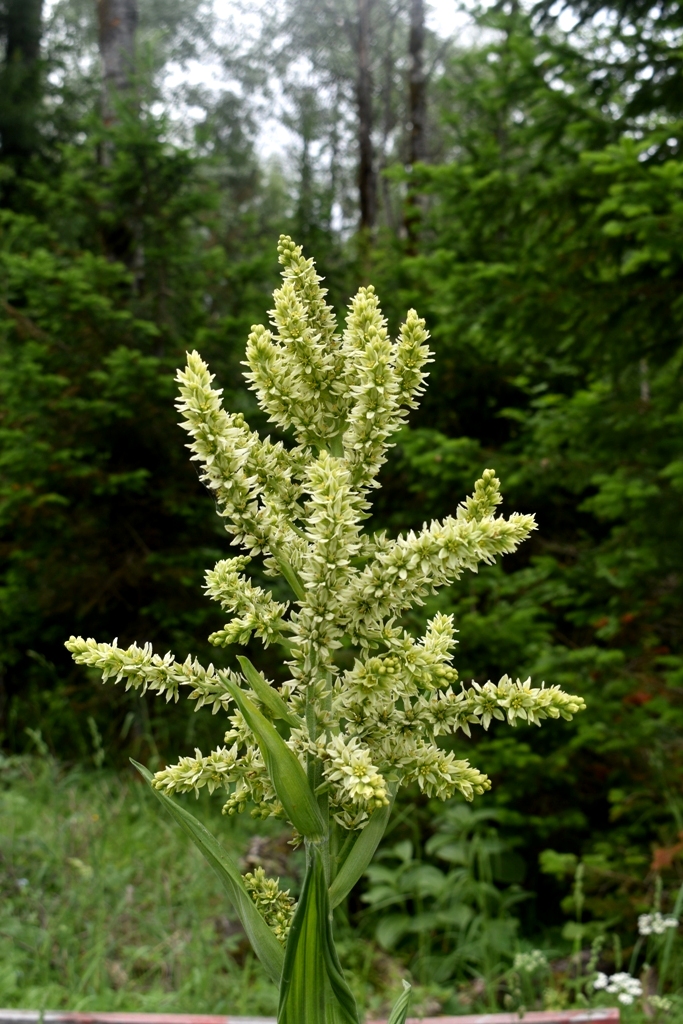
[638,911,679,936]
[514,949,547,973]
[598,972,642,1005]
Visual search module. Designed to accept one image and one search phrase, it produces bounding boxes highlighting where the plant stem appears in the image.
[659,880,683,992]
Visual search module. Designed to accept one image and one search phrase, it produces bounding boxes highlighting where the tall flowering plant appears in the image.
[67,238,585,1023]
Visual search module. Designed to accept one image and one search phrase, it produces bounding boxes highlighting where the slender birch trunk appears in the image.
[97,0,138,122]
[405,0,426,250]
[356,0,376,233]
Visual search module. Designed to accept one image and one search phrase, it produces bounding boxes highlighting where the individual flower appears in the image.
[468,680,507,730]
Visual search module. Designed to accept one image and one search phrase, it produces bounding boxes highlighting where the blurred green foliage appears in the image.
[3,756,679,1017]
[0,106,293,759]
[369,5,683,941]
[0,754,445,1018]
[362,806,526,994]
[0,0,682,991]
[0,754,280,1014]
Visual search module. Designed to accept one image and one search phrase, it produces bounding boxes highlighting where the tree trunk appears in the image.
[356,0,376,232]
[292,86,318,245]
[407,0,427,167]
[405,0,426,250]
[97,0,138,120]
[96,0,142,276]
[0,0,44,161]
[377,7,400,233]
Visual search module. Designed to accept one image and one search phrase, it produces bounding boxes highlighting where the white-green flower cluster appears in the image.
[638,911,679,936]
[649,995,673,1012]
[593,972,642,1005]
[513,949,548,973]
[66,235,586,843]
[243,866,297,943]
[205,556,289,648]
[64,636,239,713]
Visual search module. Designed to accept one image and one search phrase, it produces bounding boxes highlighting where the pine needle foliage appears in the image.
[66,237,585,1023]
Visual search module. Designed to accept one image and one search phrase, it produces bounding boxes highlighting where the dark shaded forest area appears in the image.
[1,0,683,988]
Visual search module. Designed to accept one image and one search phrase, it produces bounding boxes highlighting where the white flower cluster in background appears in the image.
[513,949,548,973]
[638,911,679,936]
[593,971,643,1005]
[66,236,586,839]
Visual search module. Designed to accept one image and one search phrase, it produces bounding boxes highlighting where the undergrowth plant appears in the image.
[363,806,527,995]
[66,238,586,1024]
[0,755,281,1015]
[541,854,683,1017]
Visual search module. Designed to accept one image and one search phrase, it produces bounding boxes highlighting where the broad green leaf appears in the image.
[222,677,325,840]
[387,981,412,1024]
[131,760,284,987]
[328,781,396,909]
[402,863,446,896]
[237,655,302,729]
[376,914,412,951]
[278,845,360,1024]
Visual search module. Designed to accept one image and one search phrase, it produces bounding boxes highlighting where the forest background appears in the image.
[1,0,683,1013]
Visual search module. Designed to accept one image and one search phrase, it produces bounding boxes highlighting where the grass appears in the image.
[1,754,682,1022]
[0,754,415,1019]
[0,754,283,1015]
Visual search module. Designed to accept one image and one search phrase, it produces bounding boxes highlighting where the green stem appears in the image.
[269,541,306,601]
[334,829,357,874]
[303,656,332,883]
[329,432,344,458]
[317,670,334,883]
[628,936,643,978]
[329,820,340,883]
[658,880,683,992]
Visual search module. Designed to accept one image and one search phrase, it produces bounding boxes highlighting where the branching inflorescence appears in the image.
[66,238,585,1023]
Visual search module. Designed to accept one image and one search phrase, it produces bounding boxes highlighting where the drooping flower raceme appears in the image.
[65,238,586,1023]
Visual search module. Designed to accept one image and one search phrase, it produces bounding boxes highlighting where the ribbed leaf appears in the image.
[387,981,412,1024]
[278,845,360,1024]
[131,760,284,987]
[222,677,325,840]
[328,781,397,909]
[237,655,302,729]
